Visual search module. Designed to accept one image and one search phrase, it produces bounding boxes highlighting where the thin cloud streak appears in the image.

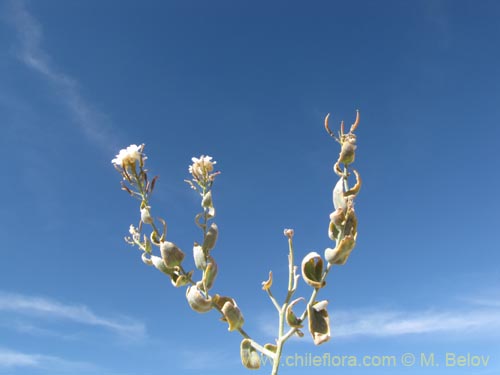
[0,347,97,372]
[7,0,118,152]
[0,292,146,339]
[333,307,500,338]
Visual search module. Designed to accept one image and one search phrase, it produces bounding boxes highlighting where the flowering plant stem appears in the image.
[111,110,362,375]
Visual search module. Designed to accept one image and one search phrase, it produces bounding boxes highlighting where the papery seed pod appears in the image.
[172,273,190,287]
[328,219,340,241]
[307,300,331,345]
[186,285,212,313]
[193,242,207,270]
[202,191,215,217]
[331,207,346,227]
[202,257,218,290]
[240,339,260,369]
[338,137,357,165]
[286,298,304,328]
[261,271,273,291]
[150,255,173,276]
[343,209,358,238]
[324,235,356,265]
[203,223,218,251]
[141,252,153,266]
[301,252,325,289]
[212,294,233,310]
[140,206,153,224]
[221,300,244,331]
[160,241,185,268]
[333,177,347,211]
[264,343,277,353]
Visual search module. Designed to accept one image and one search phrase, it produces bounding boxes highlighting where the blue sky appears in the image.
[1,0,500,374]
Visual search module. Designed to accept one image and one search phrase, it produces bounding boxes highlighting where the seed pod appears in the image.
[193,242,207,270]
[324,235,356,265]
[140,206,153,224]
[301,252,325,289]
[221,300,244,331]
[333,177,347,211]
[307,300,331,345]
[150,255,172,276]
[186,286,212,313]
[203,223,218,251]
[286,298,304,328]
[240,339,260,369]
[160,241,185,268]
[202,257,218,291]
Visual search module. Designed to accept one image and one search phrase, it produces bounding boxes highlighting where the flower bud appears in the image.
[301,252,325,289]
[186,286,212,313]
[283,228,294,239]
[240,339,260,369]
[203,223,218,251]
[160,241,185,268]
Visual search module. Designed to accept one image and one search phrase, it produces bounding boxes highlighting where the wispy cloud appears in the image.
[5,0,118,152]
[0,292,146,339]
[258,302,500,340]
[0,347,97,372]
[333,307,500,338]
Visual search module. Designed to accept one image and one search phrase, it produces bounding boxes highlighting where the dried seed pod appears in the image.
[301,252,325,289]
[261,271,273,291]
[221,300,244,331]
[203,223,219,251]
[160,241,185,268]
[240,339,260,369]
[186,285,212,313]
[324,235,356,265]
[286,298,304,328]
[307,300,331,345]
[202,257,218,291]
[193,242,207,270]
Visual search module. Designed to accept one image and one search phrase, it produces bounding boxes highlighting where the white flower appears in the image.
[188,155,216,179]
[111,144,146,168]
[129,225,140,242]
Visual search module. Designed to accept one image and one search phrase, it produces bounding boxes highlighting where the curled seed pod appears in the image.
[324,235,356,265]
[150,255,172,276]
[333,177,347,211]
[240,339,260,369]
[286,298,304,328]
[160,241,185,268]
[193,242,207,270]
[221,300,244,331]
[307,300,331,345]
[202,191,215,217]
[338,136,357,165]
[264,343,277,353]
[202,257,218,291]
[186,285,212,313]
[203,223,218,251]
[301,252,325,289]
[140,206,153,224]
